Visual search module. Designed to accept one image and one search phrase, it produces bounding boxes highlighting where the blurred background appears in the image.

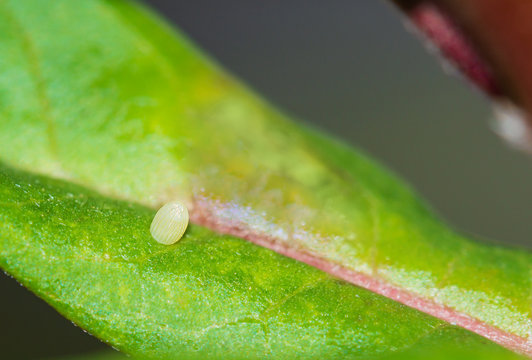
[3,0,532,358]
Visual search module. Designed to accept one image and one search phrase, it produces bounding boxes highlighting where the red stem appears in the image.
[397,0,532,124]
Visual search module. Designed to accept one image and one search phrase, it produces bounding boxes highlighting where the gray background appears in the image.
[2,1,532,358]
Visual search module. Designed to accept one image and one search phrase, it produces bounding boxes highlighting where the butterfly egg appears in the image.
[150,202,189,245]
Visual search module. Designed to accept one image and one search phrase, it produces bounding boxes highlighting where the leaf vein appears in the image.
[0,4,60,162]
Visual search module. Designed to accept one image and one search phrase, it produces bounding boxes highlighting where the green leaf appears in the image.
[0,0,530,358]
[0,164,525,359]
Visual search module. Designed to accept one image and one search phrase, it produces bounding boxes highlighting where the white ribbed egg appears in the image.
[150,202,189,245]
